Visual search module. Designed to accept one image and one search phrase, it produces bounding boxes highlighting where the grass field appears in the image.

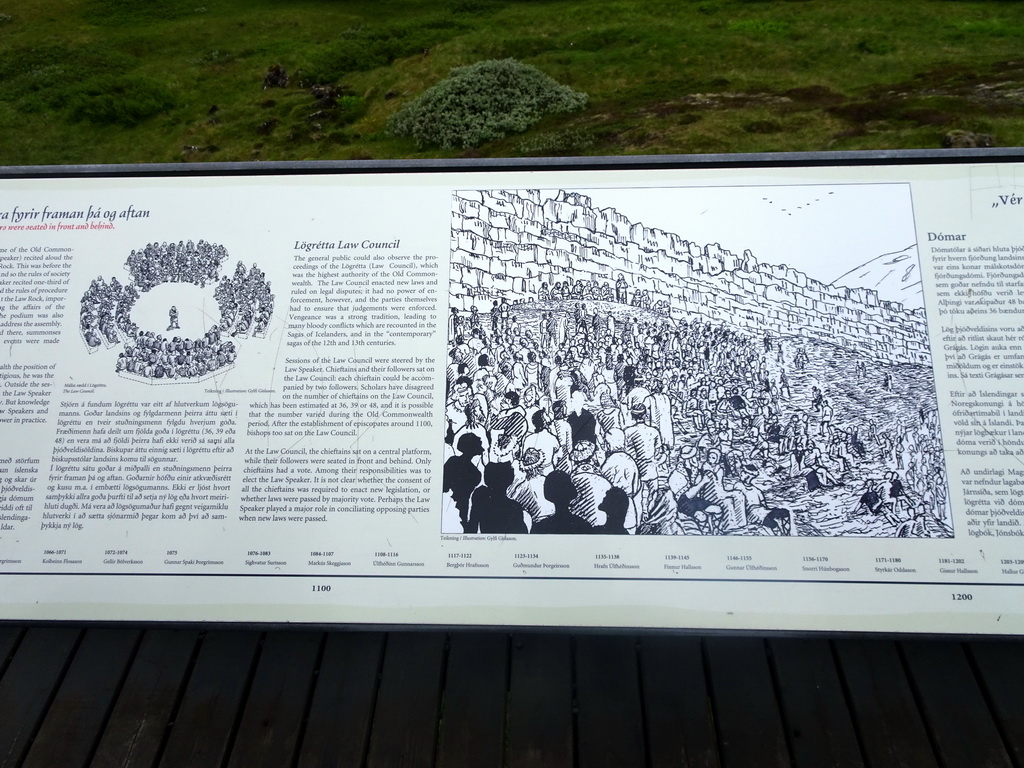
[1,0,1023,164]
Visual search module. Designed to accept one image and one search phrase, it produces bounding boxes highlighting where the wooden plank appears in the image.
[833,639,938,768]
[226,631,322,768]
[505,633,573,768]
[968,640,1024,766]
[575,634,645,768]
[157,630,261,768]
[365,631,446,768]
[0,627,81,768]
[296,631,386,768]
[704,636,790,768]
[436,632,508,768]
[901,640,1012,768]
[89,629,200,768]
[639,635,720,768]
[768,638,864,768]
[22,628,141,768]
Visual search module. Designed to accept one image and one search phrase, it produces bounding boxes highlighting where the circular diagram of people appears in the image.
[79,239,275,383]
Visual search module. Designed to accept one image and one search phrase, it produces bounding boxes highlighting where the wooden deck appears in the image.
[0,626,1021,768]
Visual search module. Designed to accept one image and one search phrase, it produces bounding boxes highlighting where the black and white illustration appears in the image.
[443,185,952,538]
[79,240,274,382]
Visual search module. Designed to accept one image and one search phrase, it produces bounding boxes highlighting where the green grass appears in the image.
[0,0,1023,164]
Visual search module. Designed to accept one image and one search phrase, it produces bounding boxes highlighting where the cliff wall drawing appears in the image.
[450,189,930,365]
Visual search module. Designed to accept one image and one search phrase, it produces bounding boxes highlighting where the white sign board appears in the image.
[1,154,1023,633]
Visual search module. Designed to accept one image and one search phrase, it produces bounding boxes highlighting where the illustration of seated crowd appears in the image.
[114,327,237,380]
[79,240,275,380]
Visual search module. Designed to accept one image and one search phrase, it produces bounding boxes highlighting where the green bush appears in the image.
[387,58,587,148]
[67,75,175,125]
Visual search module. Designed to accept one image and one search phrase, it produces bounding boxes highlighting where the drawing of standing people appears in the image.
[532,471,592,535]
[550,400,574,472]
[593,488,631,535]
[167,305,179,331]
[567,387,599,447]
[509,448,554,525]
[887,470,909,521]
[615,273,628,303]
[594,383,624,436]
[569,441,612,527]
[452,397,490,462]
[521,409,561,474]
[490,300,501,337]
[498,297,511,336]
[468,461,529,534]
[448,307,463,340]
[445,375,473,443]
[443,433,484,533]
[779,370,792,399]
[541,312,556,351]
[624,404,663,525]
[819,396,834,436]
[490,391,528,464]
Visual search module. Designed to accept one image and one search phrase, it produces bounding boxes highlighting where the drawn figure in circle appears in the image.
[167,305,179,331]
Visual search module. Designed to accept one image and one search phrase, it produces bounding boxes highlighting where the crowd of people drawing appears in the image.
[80,240,274,381]
[125,239,228,291]
[213,261,275,338]
[114,327,237,380]
[80,276,139,349]
[442,279,952,538]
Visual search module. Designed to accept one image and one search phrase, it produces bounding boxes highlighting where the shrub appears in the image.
[67,75,175,125]
[387,58,587,148]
